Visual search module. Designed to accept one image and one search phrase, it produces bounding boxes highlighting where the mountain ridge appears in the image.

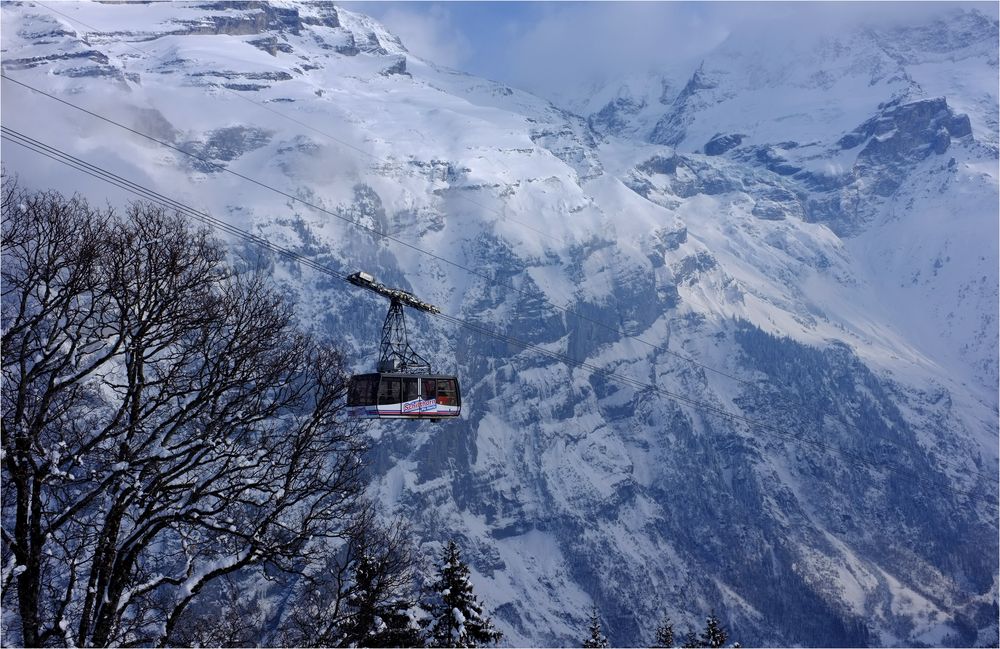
[1,2,997,645]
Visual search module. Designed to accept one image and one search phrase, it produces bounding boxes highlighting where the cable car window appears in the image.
[348,376,375,406]
[378,377,401,404]
[421,379,437,400]
[402,377,418,402]
[348,379,362,406]
[437,378,457,406]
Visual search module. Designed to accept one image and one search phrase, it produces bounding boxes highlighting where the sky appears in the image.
[346,1,729,102]
[346,1,998,107]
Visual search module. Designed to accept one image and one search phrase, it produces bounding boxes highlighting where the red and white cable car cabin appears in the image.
[347,373,460,419]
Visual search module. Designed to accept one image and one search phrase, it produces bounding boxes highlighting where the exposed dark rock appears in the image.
[300,2,341,28]
[794,168,849,193]
[589,96,645,136]
[649,63,719,146]
[269,6,303,34]
[752,200,788,220]
[672,63,718,103]
[648,113,687,148]
[222,82,266,91]
[623,175,655,199]
[181,126,273,171]
[658,77,675,105]
[530,116,604,180]
[673,251,717,283]
[751,183,806,221]
[669,158,744,197]
[647,227,689,270]
[345,183,390,235]
[333,32,359,56]
[177,9,269,36]
[248,35,293,55]
[659,226,688,250]
[408,159,468,183]
[180,1,339,37]
[17,27,75,41]
[3,49,109,70]
[838,97,972,159]
[804,194,850,231]
[192,70,292,81]
[767,98,976,234]
[733,321,996,648]
[55,64,124,82]
[381,56,408,76]
[748,146,802,175]
[704,132,744,156]
[638,154,681,176]
[356,31,389,55]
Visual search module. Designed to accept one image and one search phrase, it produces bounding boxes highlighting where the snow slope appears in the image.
[1,2,997,645]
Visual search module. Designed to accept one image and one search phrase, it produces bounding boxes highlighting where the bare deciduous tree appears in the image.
[1,178,368,647]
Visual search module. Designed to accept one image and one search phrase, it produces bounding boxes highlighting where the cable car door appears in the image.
[377,376,401,416]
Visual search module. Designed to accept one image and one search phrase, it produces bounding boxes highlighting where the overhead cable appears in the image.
[0,58,758,392]
[3,124,994,509]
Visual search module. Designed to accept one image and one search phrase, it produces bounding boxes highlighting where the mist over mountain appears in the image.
[1,2,997,646]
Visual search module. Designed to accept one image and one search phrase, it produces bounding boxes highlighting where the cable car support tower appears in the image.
[348,271,440,374]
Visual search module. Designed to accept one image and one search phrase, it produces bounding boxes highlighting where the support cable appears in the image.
[2,125,995,509]
[0,72,758,391]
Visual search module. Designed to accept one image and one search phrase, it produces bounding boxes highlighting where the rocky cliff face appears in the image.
[1,2,997,646]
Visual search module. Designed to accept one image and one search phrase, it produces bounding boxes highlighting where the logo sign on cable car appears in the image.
[403,398,438,414]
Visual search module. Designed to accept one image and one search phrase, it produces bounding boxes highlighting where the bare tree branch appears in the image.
[2,184,369,647]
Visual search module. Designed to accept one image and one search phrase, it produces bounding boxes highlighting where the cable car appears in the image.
[345,271,461,421]
[347,373,461,420]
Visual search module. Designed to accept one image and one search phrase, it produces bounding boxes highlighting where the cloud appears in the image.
[499,3,730,103]
[359,3,473,69]
[347,1,997,109]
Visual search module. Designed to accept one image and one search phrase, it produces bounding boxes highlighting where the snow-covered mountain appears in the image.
[2,2,997,645]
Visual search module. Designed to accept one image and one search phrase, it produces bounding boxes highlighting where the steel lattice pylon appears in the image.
[378,298,431,373]
[348,271,438,374]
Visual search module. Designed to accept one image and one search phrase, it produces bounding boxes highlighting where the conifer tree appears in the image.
[342,550,382,642]
[699,613,728,648]
[654,614,675,648]
[341,548,422,647]
[680,629,702,648]
[582,606,609,648]
[422,540,503,648]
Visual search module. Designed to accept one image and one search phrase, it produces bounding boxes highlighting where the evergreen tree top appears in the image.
[423,540,502,648]
[582,606,609,649]
[700,613,728,649]
[654,615,675,648]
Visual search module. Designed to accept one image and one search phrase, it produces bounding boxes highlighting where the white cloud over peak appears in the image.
[367,3,473,70]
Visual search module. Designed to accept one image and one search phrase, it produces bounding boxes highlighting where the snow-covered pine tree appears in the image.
[341,548,423,647]
[368,599,424,648]
[422,540,502,648]
[653,614,675,647]
[582,606,609,648]
[342,550,382,643]
[699,614,728,648]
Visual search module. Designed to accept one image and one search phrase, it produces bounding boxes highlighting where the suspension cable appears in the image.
[3,124,994,508]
